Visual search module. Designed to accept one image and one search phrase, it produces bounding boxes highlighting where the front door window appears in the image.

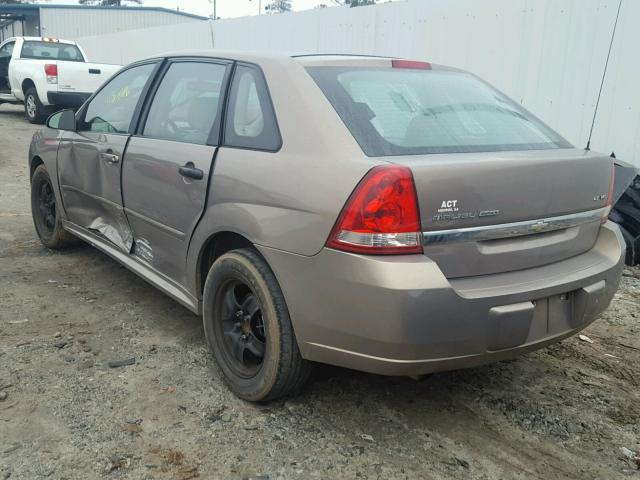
[79,63,155,134]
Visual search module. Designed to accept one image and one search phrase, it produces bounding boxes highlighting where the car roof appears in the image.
[151,50,458,71]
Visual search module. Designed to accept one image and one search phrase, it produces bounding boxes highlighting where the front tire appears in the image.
[24,88,49,124]
[31,164,78,249]
[203,249,310,402]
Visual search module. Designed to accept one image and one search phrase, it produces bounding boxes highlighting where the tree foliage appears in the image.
[265,0,292,14]
[333,0,376,6]
[78,0,142,6]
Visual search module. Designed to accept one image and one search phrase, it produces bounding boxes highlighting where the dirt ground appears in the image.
[0,102,639,480]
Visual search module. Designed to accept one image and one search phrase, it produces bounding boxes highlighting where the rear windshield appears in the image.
[307,66,571,156]
[21,41,84,62]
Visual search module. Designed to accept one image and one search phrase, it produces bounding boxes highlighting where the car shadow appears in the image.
[0,104,29,124]
[73,243,529,402]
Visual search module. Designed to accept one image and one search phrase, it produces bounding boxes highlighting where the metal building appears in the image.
[0,3,208,42]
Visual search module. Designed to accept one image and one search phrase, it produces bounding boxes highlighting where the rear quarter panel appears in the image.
[9,58,51,104]
[185,56,381,296]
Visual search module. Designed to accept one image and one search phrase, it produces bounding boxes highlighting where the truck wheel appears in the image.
[31,164,79,249]
[203,248,311,402]
[24,88,49,124]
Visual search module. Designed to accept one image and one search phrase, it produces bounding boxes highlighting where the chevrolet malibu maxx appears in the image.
[29,52,625,401]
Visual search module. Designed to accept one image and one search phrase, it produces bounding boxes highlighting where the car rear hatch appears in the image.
[389,149,613,277]
[306,58,614,277]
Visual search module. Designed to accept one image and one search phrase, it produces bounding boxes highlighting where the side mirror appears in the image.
[46,109,76,131]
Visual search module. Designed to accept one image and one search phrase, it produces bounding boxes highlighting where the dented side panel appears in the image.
[57,131,133,252]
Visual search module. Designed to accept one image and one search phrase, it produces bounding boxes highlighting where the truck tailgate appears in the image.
[57,62,121,93]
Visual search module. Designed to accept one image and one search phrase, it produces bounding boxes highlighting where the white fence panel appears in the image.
[74,20,214,65]
[68,0,638,166]
[212,0,638,166]
[589,0,640,163]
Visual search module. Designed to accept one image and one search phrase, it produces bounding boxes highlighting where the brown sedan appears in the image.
[29,52,624,401]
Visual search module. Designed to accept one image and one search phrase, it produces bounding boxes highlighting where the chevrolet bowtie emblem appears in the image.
[529,221,548,233]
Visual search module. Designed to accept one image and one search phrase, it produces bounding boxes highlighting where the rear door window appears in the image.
[223,64,281,151]
[307,66,571,156]
[79,63,155,134]
[20,41,84,62]
[142,61,228,145]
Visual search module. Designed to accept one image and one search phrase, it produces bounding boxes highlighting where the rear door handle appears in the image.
[89,68,101,74]
[99,151,119,164]
[179,162,204,180]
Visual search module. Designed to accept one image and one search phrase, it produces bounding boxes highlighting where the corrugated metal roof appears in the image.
[0,3,208,21]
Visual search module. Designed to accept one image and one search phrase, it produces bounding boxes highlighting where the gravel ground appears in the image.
[1,103,639,480]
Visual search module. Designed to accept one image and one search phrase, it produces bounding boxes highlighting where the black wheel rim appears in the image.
[37,180,56,233]
[216,279,266,378]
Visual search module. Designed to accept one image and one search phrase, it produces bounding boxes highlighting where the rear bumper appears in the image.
[258,222,625,376]
[46,91,91,108]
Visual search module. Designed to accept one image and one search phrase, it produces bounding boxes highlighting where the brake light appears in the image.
[45,64,58,84]
[601,163,615,224]
[326,165,423,255]
[391,59,432,70]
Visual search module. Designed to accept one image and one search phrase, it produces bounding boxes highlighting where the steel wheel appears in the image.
[30,164,80,250]
[203,249,310,401]
[217,279,266,378]
[37,180,56,233]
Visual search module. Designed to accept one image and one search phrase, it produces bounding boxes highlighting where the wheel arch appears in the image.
[30,155,44,179]
[196,231,262,297]
[22,78,36,95]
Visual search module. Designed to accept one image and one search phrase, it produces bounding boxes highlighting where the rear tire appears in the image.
[203,248,310,402]
[24,88,49,124]
[31,164,79,250]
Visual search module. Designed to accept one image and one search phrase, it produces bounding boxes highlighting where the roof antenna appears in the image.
[586,0,622,151]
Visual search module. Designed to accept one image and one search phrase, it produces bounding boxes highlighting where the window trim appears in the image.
[222,62,283,153]
[76,59,163,136]
[134,56,233,147]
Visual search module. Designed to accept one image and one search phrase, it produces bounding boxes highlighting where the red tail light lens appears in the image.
[326,165,423,255]
[45,64,58,84]
[602,163,615,224]
[44,64,58,76]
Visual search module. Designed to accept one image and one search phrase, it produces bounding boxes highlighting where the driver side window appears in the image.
[79,63,155,134]
[0,42,14,58]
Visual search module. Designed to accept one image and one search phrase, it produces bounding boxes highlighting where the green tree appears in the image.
[333,0,376,6]
[78,0,142,6]
[265,0,292,14]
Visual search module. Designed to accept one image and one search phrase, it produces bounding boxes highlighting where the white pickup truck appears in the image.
[0,36,121,123]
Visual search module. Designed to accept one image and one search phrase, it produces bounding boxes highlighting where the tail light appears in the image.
[45,64,58,84]
[601,163,615,224]
[326,165,423,255]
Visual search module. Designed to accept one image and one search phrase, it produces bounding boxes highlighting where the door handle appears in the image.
[99,151,119,165]
[179,162,204,180]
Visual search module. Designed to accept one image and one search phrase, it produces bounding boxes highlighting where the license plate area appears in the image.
[528,292,574,340]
